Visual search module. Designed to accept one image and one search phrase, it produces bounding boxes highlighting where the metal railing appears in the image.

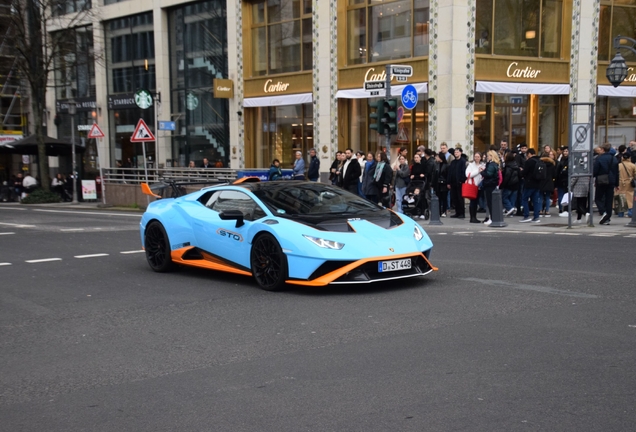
[102,167,242,184]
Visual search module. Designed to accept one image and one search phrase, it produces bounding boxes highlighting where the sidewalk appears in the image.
[0,201,144,213]
[416,209,636,236]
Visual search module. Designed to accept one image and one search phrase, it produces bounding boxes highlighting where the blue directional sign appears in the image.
[158,121,176,131]
[401,84,418,110]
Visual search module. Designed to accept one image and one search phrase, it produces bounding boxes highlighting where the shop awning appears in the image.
[476,81,570,95]
[336,82,428,99]
[597,85,636,97]
[243,93,313,107]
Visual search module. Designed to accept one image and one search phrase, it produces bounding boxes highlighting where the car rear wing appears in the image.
[140,177,260,199]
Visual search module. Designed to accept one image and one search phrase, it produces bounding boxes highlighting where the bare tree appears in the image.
[10,0,97,191]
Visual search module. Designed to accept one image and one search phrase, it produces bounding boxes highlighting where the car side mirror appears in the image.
[219,210,245,227]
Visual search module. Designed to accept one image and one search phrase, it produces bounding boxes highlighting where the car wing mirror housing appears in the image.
[219,210,245,228]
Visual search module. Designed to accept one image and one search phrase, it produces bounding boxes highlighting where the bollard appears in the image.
[428,190,443,225]
[627,195,636,228]
[489,188,508,228]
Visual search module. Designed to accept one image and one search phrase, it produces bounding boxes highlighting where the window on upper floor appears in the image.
[52,0,92,16]
[476,0,563,58]
[53,25,96,99]
[598,1,636,62]
[346,0,429,66]
[249,0,312,76]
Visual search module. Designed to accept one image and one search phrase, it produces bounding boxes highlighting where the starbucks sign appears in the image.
[186,93,199,111]
[134,89,153,110]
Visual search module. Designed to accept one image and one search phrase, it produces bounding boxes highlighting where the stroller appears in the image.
[401,181,426,218]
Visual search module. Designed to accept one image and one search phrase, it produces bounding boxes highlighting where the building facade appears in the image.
[38,0,636,179]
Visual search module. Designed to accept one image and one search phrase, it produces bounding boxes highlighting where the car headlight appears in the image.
[413,225,423,241]
[303,235,345,250]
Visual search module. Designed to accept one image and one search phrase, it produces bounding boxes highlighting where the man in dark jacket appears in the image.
[555,147,569,215]
[519,148,542,222]
[594,142,619,225]
[342,148,361,194]
[447,148,467,218]
[307,148,320,182]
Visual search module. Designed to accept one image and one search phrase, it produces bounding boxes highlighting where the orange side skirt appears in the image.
[170,247,252,277]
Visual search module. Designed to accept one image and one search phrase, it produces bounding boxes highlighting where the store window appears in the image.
[473,93,492,153]
[596,96,636,146]
[598,2,636,62]
[250,0,312,76]
[169,0,229,167]
[250,104,313,169]
[475,0,563,58]
[346,0,430,65]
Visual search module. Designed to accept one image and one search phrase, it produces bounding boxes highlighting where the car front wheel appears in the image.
[250,233,288,291]
[144,221,175,272]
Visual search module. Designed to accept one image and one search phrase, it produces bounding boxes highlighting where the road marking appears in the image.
[453,231,474,235]
[460,277,599,299]
[554,232,581,236]
[60,228,85,232]
[0,262,12,266]
[0,222,36,228]
[33,209,141,218]
[525,231,550,235]
[74,253,109,259]
[0,232,15,235]
[26,258,62,263]
[0,207,26,210]
[590,233,617,237]
[120,250,145,254]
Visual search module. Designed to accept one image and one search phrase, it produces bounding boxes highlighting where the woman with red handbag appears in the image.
[465,152,485,223]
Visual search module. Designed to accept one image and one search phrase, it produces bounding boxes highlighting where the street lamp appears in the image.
[68,100,78,204]
[606,36,636,88]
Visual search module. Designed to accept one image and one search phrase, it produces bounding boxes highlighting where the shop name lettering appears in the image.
[217,86,231,92]
[59,101,96,110]
[625,68,636,82]
[364,68,397,83]
[264,79,290,93]
[112,98,135,106]
[506,62,541,79]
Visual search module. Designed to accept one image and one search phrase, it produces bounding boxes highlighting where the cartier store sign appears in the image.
[476,58,569,83]
[597,65,636,86]
[339,59,428,90]
[244,72,312,97]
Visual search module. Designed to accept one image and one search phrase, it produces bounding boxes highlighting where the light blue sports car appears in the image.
[140,179,436,291]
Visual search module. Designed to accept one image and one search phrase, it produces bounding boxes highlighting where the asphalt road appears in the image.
[0,205,634,431]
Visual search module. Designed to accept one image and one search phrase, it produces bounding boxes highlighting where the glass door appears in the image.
[494,94,528,149]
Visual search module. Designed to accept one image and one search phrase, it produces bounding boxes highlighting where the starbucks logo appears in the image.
[135,89,153,110]
[186,93,199,111]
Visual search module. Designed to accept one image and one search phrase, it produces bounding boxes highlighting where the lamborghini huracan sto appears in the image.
[140,179,436,291]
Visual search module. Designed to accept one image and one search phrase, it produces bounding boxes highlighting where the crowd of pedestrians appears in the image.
[260,139,636,225]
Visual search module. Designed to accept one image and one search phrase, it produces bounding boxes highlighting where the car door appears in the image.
[191,189,265,269]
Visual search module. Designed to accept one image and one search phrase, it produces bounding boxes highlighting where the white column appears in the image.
[93,14,110,168]
[227,0,244,169]
[571,0,601,106]
[151,6,171,167]
[430,0,475,155]
[313,0,338,177]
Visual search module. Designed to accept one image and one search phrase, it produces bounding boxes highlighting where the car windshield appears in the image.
[251,182,382,217]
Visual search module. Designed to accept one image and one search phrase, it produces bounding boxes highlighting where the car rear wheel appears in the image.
[145,221,175,272]
[250,233,288,291]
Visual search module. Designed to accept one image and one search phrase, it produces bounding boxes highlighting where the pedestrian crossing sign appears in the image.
[130,119,156,142]
[87,123,105,139]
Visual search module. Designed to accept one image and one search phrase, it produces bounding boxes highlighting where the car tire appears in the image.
[250,233,288,291]
[144,221,175,272]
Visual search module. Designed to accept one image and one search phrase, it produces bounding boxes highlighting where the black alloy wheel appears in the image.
[250,233,288,291]
[145,221,175,272]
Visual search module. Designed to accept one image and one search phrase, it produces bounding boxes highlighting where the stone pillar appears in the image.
[153,6,171,167]
[227,0,244,169]
[313,0,338,177]
[92,15,110,168]
[429,0,475,155]
[570,0,601,105]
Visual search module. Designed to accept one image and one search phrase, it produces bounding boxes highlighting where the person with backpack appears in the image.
[519,148,543,223]
[501,152,520,216]
[539,155,556,217]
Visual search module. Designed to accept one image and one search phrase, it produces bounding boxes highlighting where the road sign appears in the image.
[401,84,418,110]
[510,96,523,114]
[369,91,380,96]
[396,76,408,82]
[571,123,592,152]
[390,65,413,77]
[159,121,175,131]
[87,123,105,139]
[364,81,386,91]
[130,119,156,142]
[397,106,404,123]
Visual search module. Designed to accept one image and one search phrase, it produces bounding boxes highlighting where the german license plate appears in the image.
[378,258,411,273]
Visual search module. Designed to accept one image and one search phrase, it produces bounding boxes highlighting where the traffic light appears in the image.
[382,98,398,135]
[369,99,384,132]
